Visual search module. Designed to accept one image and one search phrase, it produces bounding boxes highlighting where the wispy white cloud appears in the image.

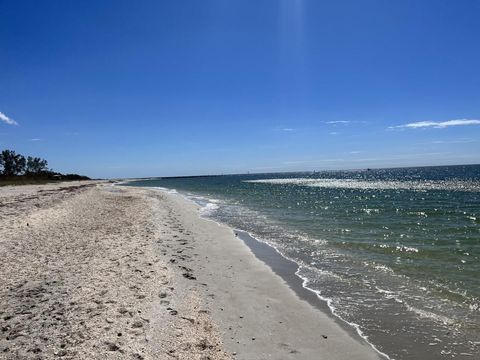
[390,119,480,129]
[325,120,350,124]
[431,139,476,144]
[283,160,309,165]
[329,132,339,135]
[29,138,41,142]
[0,111,18,126]
[282,128,294,131]
[349,150,362,154]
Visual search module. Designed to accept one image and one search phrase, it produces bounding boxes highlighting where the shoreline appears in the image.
[126,186,352,325]
[147,186,382,359]
[128,177,480,360]
[233,230,389,359]
[151,181,388,357]
[0,182,382,359]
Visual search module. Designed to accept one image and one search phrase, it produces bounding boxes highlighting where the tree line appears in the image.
[0,150,49,176]
[0,149,90,180]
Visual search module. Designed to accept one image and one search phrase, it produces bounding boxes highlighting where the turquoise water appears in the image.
[126,165,480,359]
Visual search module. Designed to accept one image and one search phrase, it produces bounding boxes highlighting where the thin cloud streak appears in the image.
[390,119,480,129]
[431,139,476,144]
[0,111,19,126]
[283,160,309,165]
[325,120,350,124]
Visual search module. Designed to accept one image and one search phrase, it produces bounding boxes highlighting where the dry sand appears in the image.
[0,182,382,359]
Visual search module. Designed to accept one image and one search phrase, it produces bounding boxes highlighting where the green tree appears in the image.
[25,156,49,174]
[0,150,26,176]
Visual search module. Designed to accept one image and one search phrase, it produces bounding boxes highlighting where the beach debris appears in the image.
[55,349,68,357]
[131,320,144,328]
[118,307,129,315]
[183,272,197,280]
[196,338,214,350]
[180,265,197,280]
[167,349,176,357]
[105,342,121,352]
[181,316,195,324]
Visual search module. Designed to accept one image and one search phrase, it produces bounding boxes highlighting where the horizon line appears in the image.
[115,162,480,181]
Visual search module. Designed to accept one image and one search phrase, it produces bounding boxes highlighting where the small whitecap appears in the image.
[396,245,419,253]
[199,202,220,216]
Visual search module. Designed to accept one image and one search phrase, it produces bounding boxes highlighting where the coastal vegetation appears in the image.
[0,149,90,186]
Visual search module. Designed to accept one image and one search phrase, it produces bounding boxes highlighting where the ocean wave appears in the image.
[296,267,393,360]
[199,202,220,216]
[153,186,178,194]
[375,243,420,253]
[244,178,480,192]
[404,303,456,326]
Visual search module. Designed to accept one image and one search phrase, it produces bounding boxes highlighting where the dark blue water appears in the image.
[126,165,480,359]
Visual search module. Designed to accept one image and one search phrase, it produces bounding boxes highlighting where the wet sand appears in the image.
[0,182,381,359]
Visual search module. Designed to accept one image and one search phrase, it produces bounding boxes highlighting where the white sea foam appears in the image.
[188,194,216,202]
[375,243,419,253]
[199,202,220,216]
[295,267,393,360]
[153,186,178,194]
[375,286,395,295]
[373,264,394,273]
[404,302,456,326]
[202,225,393,359]
[396,245,419,253]
[245,178,480,192]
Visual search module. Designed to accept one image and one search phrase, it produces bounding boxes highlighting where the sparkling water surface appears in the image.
[126,165,480,359]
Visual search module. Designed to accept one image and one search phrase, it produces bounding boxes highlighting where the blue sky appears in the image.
[1,0,479,178]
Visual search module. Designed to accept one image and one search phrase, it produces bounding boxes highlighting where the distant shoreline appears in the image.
[0,174,91,187]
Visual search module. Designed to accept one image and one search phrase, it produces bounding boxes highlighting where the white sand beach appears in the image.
[0,182,381,359]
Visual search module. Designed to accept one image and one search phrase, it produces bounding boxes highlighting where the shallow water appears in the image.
[126,165,480,359]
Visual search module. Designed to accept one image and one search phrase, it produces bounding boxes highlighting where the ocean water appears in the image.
[126,165,480,359]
